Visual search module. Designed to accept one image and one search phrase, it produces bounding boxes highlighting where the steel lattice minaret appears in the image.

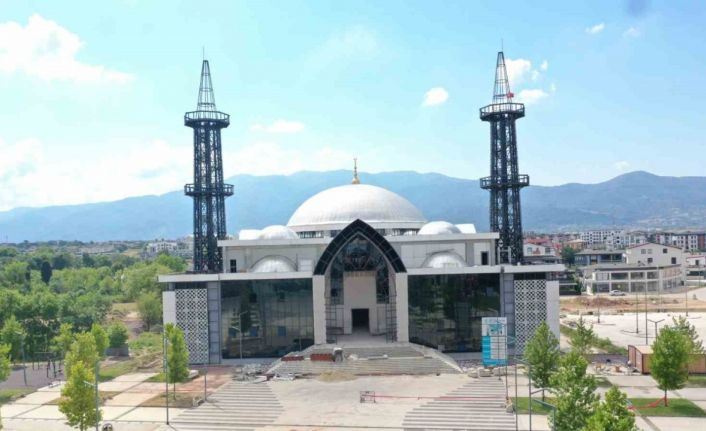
[185,60,233,273]
[480,51,529,264]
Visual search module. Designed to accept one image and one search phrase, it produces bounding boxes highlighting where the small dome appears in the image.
[423,252,467,269]
[456,224,476,234]
[287,184,426,231]
[418,221,461,235]
[249,256,297,273]
[258,225,299,240]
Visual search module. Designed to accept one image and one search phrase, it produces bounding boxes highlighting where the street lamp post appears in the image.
[80,361,101,431]
[647,318,665,343]
[644,284,649,345]
[14,331,27,386]
[162,330,169,425]
[635,288,640,333]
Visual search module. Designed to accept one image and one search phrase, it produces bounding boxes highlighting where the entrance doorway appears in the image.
[351,308,369,332]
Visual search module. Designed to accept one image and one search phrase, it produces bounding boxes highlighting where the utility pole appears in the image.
[94,361,100,431]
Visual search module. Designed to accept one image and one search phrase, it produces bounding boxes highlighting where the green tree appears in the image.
[570,316,594,357]
[0,315,25,362]
[524,321,560,400]
[549,350,598,431]
[40,260,53,284]
[585,386,638,431]
[153,253,187,272]
[651,326,690,406]
[0,343,11,430]
[52,323,74,359]
[671,315,705,354]
[58,361,101,431]
[107,322,129,348]
[65,332,99,379]
[137,291,162,331]
[165,323,190,397]
[90,324,108,359]
[0,344,10,381]
[561,246,576,265]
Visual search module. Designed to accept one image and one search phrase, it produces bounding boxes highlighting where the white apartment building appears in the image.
[655,232,705,252]
[146,240,178,255]
[579,230,646,250]
[582,243,685,294]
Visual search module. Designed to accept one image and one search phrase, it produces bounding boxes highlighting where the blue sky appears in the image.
[0,0,704,210]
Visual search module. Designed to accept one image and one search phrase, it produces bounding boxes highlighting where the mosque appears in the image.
[160,166,561,364]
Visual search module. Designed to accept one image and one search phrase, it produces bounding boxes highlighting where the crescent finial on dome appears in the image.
[351,157,360,184]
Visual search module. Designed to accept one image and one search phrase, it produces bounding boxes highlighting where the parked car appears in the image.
[609,289,626,296]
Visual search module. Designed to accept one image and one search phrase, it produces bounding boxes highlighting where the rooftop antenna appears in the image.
[351,158,360,184]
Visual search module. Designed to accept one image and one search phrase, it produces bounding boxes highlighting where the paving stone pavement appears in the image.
[268,343,461,376]
[402,377,515,430]
[167,381,282,430]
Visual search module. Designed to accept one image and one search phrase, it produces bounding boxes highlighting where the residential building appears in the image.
[574,249,624,267]
[654,232,706,252]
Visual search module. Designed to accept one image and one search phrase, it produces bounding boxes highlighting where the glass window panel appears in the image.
[408,274,500,353]
[221,278,313,359]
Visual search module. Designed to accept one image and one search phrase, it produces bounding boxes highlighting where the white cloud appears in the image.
[250,120,305,134]
[421,87,449,107]
[586,23,606,34]
[540,60,549,72]
[614,161,630,171]
[225,142,352,176]
[623,27,641,38]
[0,136,356,210]
[516,89,549,105]
[505,58,533,85]
[0,137,190,210]
[0,14,133,83]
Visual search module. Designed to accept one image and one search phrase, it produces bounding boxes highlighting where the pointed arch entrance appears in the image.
[313,219,406,343]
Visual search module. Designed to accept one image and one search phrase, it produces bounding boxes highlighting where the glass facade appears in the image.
[221,279,314,358]
[408,274,500,352]
[329,236,391,305]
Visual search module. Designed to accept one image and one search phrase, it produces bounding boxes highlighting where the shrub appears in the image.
[107,322,129,348]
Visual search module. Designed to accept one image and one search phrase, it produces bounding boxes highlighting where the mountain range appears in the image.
[2,170,705,242]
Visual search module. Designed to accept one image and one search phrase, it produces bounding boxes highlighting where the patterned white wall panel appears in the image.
[514,279,547,353]
[175,289,209,364]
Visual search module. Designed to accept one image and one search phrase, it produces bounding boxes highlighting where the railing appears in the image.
[184,183,234,196]
[479,102,525,118]
[480,174,530,189]
[184,110,230,124]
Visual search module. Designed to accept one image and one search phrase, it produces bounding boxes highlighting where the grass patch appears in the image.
[630,398,706,417]
[129,331,163,354]
[140,392,196,408]
[686,375,706,388]
[0,388,34,405]
[147,372,166,382]
[512,397,556,415]
[560,324,627,355]
[98,359,139,382]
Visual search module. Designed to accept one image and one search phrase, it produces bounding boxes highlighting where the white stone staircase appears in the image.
[168,381,282,430]
[402,377,515,430]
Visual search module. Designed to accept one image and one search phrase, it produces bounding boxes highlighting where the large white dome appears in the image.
[287,184,426,231]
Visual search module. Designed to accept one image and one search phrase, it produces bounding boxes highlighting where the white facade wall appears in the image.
[625,243,684,267]
[546,280,560,340]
